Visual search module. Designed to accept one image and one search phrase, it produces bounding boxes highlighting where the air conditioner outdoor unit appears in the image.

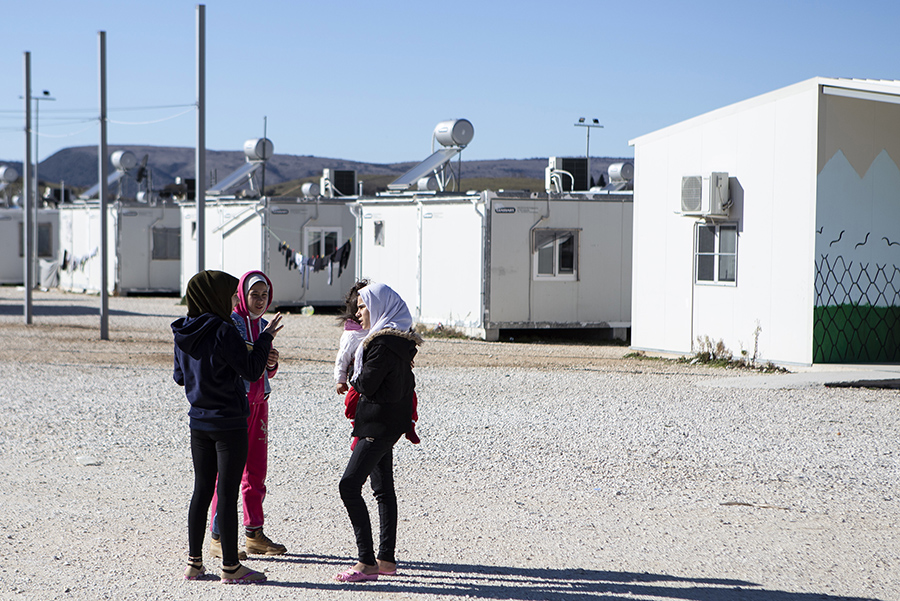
[681,172,730,217]
[321,169,357,197]
[545,157,588,192]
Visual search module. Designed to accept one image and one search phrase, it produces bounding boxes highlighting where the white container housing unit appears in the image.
[629,77,900,365]
[355,188,632,341]
[179,197,357,307]
[57,201,181,295]
[0,207,60,285]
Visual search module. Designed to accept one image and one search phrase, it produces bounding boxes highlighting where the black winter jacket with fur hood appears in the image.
[350,328,422,439]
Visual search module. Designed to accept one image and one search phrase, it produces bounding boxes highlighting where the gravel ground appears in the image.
[0,289,897,601]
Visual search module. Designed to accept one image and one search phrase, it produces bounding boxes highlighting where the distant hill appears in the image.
[2,146,632,194]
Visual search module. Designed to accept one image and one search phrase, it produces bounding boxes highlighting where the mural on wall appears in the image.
[815,148,900,362]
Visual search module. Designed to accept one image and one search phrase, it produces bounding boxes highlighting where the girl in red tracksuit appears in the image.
[209,270,287,558]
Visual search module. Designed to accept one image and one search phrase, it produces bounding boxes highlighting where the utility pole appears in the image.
[99,31,109,340]
[196,3,206,273]
[23,52,33,324]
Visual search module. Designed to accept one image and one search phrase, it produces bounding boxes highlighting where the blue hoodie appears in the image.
[172,312,274,431]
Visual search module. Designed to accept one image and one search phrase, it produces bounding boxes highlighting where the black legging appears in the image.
[188,427,248,565]
[338,434,402,566]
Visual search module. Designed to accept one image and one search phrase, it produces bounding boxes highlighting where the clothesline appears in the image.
[273,231,352,288]
[60,248,98,273]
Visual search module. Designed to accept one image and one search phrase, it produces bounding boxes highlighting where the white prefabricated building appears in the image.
[0,207,60,285]
[179,197,357,307]
[57,201,181,295]
[629,77,900,365]
[355,189,632,341]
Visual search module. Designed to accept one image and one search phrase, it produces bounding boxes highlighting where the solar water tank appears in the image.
[433,119,474,147]
[244,138,274,161]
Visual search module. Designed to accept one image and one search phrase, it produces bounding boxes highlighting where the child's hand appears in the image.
[263,313,283,337]
[336,382,349,395]
[406,422,420,444]
[267,348,279,368]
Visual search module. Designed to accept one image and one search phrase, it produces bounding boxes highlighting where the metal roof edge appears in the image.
[628,77,834,147]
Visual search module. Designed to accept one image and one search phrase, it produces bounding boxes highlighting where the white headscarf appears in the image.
[352,282,412,379]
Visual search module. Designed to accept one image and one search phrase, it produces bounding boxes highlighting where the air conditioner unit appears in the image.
[681,172,730,217]
[545,157,588,192]
[320,169,357,197]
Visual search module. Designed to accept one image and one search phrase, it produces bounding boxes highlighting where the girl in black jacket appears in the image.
[172,270,282,583]
[335,282,422,582]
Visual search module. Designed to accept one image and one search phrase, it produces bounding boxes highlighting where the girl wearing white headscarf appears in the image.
[334,282,423,583]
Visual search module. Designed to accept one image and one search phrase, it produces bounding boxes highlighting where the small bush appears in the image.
[679,335,788,373]
[416,323,469,340]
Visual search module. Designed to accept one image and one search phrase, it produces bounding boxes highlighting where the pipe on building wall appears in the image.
[291,202,320,302]
[472,195,487,331]
[348,202,363,282]
[416,200,424,321]
[147,208,165,289]
[526,194,552,322]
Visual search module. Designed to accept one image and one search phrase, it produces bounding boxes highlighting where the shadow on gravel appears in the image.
[251,556,883,600]
[0,304,164,318]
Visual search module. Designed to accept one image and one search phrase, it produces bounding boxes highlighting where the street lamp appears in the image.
[574,117,603,187]
[19,89,55,286]
[33,90,55,206]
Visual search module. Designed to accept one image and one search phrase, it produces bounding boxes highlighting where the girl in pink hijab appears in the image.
[209,270,287,559]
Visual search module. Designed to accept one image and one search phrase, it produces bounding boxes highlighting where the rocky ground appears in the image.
[0,289,897,601]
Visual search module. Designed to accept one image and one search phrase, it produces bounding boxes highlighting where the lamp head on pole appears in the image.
[574,117,603,128]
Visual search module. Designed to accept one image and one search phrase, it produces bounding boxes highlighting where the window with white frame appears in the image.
[305,227,341,258]
[695,223,737,284]
[533,229,579,280]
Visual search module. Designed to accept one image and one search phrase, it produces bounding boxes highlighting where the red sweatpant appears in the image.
[210,400,268,531]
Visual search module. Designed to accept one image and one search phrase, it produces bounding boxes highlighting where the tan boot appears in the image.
[245,528,287,556]
[210,536,248,560]
[184,558,206,580]
[221,563,266,584]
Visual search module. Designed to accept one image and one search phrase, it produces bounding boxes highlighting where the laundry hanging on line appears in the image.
[276,239,351,286]
[61,247,99,272]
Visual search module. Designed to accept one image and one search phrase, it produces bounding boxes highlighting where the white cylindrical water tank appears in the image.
[301,182,320,197]
[433,119,474,147]
[244,138,274,161]
[111,150,137,171]
[608,162,634,182]
[417,176,438,191]
[0,165,19,183]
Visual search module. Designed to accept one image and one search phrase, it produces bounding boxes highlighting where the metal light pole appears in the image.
[574,117,603,187]
[33,91,55,203]
[32,90,55,286]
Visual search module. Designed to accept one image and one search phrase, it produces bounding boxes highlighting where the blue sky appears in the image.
[1,0,898,166]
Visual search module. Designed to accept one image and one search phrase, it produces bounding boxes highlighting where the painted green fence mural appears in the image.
[815,255,900,363]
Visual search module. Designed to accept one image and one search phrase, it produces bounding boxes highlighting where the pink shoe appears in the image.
[334,569,378,582]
